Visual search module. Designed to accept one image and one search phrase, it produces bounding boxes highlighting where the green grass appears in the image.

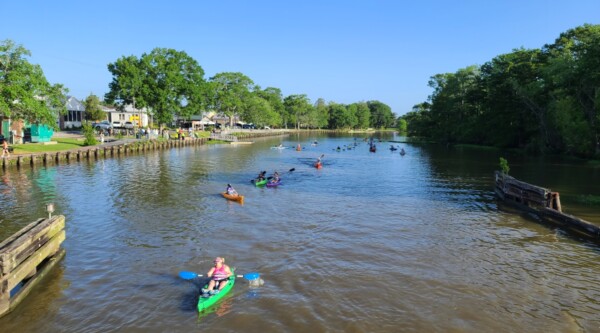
[12,138,87,154]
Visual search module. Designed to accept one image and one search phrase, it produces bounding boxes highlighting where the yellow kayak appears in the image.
[222,192,244,204]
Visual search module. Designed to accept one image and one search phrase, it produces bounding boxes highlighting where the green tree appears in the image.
[255,87,284,127]
[209,72,254,127]
[83,94,105,121]
[543,24,600,156]
[314,98,330,129]
[367,101,394,128]
[105,55,144,116]
[353,102,370,129]
[397,118,407,132]
[283,94,312,129]
[402,102,432,137]
[0,40,67,128]
[106,48,206,127]
[242,93,281,128]
[328,103,356,129]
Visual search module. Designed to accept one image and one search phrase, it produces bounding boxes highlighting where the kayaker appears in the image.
[271,171,280,183]
[257,171,266,181]
[226,184,238,196]
[202,257,233,296]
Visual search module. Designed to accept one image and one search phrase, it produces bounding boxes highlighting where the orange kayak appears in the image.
[315,162,322,169]
[222,192,244,204]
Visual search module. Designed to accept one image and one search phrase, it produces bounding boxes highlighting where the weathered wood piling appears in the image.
[0,215,66,318]
[494,171,600,242]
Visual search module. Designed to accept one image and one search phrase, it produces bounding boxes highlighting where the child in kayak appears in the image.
[202,257,233,296]
[226,184,238,196]
[270,171,280,183]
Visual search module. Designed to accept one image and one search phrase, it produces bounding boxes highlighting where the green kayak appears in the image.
[255,179,268,186]
[197,272,235,312]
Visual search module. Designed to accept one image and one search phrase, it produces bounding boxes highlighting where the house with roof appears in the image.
[58,96,86,130]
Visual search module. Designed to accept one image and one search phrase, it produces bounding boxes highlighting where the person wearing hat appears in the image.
[226,183,238,196]
[202,257,233,296]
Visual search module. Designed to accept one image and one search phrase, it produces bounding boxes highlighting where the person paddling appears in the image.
[226,184,238,196]
[257,171,266,181]
[270,171,280,183]
[202,257,233,296]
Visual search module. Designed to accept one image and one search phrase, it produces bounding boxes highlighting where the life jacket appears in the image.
[212,265,228,280]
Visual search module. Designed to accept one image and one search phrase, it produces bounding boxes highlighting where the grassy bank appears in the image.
[12,138,87,154]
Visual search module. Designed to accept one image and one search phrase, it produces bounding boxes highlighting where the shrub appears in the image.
[82,123,97,146]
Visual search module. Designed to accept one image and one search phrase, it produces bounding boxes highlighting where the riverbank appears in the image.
[1,129,290,170]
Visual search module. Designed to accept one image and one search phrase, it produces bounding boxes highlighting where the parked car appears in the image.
[92,120,112,131]
[123,121,134,129]
[264,126,271,130]
[242,124,255,129]
[112,121,123,128]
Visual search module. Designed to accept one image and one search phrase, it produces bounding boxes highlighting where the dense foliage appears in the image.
[402,24,600,158]
[105,49,394,130]
[0,40,67,128]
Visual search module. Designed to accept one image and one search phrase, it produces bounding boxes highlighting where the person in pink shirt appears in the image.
[202,257,232,296]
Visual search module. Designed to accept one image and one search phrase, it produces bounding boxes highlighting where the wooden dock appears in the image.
[0,216,66,318]
[494,171,600,242]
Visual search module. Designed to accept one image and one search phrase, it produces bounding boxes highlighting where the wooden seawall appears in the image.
[494,171,600,242]
[0,216,66,318]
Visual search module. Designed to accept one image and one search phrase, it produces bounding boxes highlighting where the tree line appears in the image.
[401,24,600,158]
[0,40,395,131]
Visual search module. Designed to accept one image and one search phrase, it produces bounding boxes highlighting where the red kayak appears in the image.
[315,162,322,169]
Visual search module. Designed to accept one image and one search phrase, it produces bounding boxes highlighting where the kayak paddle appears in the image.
[179,271,203,280]
[179,271,260,281]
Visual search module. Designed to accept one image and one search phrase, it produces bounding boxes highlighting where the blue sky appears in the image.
[1,0,598,116]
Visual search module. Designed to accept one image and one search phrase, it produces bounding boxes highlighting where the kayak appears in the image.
[315,162,322,169]
[254,179,268,186]
[271,146,287,150]
[222,192,244,204]
[266,180,281,187]
[198,270,236,312]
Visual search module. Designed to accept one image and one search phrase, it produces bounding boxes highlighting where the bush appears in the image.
[82,123,97,146]
[499,157,510,174]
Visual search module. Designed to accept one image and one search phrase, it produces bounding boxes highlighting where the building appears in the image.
[103,104,149,128]
[59,96,86,130]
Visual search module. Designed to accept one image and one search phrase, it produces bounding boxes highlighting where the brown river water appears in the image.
[0,132,599,332]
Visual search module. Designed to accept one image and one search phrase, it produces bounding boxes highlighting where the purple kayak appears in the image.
[266,180,282,187]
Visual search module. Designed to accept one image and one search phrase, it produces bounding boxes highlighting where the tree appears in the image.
[106,48,207,127]
[397,118,407,132]
[83,94,104,121]
[0,39,67,128]
[242,94,280,128]
[105,55,144,115]
[367,101,394,128]
[283,94,312,129]
[255,87,284,127]
[313,98,330,129]
[543,24,600,156]
[209,72,254,127]
[353,102,370,129]
[328,103,356,129]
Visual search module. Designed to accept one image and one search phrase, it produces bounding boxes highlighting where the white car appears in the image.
[111,121,123,128]
[123,121,134,129]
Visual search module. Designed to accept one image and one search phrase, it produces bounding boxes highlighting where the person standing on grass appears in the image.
[1,139,9,158]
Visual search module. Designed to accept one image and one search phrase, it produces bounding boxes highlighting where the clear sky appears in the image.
[1,0,599,116]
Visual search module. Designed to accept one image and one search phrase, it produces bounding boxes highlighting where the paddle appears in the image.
[267,168,294,180]
[178,271,261,281]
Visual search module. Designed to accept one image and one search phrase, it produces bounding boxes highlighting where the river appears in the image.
[0,132,599,332]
